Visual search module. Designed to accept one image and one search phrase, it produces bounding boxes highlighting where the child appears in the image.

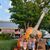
[23,38,28,50]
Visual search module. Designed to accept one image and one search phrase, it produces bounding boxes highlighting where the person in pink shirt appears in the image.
[23,38,28,50]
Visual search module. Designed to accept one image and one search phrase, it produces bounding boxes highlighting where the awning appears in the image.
[43,34,50,38]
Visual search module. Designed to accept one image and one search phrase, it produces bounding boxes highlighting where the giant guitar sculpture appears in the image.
[17,7,49,50]
[24,7,49,39]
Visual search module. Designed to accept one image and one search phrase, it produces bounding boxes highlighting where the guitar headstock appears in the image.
[43,7,49,13]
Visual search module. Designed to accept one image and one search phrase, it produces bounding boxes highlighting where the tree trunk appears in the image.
[27,22,30,28]
[24,22,27,31]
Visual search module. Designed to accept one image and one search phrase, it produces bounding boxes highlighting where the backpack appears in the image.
[47,41,50,46]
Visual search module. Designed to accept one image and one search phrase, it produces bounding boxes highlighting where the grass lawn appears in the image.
[0,40,17,50]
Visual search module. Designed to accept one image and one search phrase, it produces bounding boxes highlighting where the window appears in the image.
[15,29,18,32]
[15,34,20,39]
[0,29,1,31]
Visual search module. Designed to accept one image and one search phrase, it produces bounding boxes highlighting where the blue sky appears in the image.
[0,0,12,21]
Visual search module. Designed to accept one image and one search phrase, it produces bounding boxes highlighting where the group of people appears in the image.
[16,34,39,50]
[14,32,50,50]
[14,34,50,50]
[13,28,50,50]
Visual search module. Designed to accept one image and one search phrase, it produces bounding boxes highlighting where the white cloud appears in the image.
[0,18,10,21]
[9,1,12,7]
[9,1,13,8]
[4,9,9,13]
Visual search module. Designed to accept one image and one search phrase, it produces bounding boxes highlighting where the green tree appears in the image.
[9,0,50,32]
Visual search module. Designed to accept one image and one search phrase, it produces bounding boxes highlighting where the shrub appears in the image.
[0,32,14,40]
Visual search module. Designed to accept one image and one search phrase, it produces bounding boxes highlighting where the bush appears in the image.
[0,33,17,50]
[0,32,14,40]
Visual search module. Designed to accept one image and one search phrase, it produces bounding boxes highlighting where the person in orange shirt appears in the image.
[17,35,24,50]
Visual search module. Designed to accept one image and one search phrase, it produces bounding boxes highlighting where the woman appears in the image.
[27,38,32,50]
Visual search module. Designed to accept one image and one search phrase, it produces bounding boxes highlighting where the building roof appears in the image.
[0,21,19,29]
